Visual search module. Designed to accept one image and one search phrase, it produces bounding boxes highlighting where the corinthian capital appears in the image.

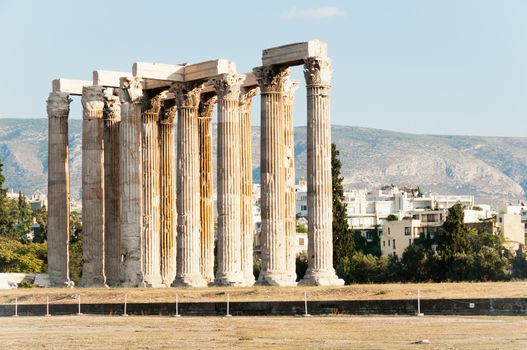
[141,92,164,123]
[103,88,121,121]
[160,100,177,125]
[47,92,72,118]
[170,82,204,109]
[81,86,105,120]
[239,86,259,109]
[253,65,290,93]
[283,79,300,105]
[209,74,244,100]
[119,77,143,104]
[303,57,332,86]
[198,94,218,119]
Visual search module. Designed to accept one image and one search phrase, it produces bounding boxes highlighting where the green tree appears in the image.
[436,203,472,278]
[331,143,355,277]
[386,214,398,222]
[68,211,83,283]
[0,236,47,273]
[32,206,48,243]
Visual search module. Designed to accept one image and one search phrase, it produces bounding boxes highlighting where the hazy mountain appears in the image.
[0,119,525,206]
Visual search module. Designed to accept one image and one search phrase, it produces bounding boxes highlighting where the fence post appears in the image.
[122,294,128,317]
[45,296,51,317]
[13,297,18,317]
[417,288,424,316]
[173,293,181,317]
[303,291,311,317]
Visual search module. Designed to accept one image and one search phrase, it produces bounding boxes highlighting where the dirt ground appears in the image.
[1,281,526,305]
[0,315,525,349]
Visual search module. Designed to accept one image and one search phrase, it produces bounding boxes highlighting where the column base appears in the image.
[299,269,344,286]
[144,275,165,288]
[78,278,109,288]
[257,271,297,287]
[241,274,256,287]
[120,281,147,288]
[214,272,247,287]
[171,274,208,288]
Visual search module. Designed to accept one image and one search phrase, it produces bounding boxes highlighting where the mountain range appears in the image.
[0,118,525,207]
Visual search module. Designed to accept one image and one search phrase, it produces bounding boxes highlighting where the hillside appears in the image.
[0,119,525,205]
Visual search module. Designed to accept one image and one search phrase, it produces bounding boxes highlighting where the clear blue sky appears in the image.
[0,0,526,136]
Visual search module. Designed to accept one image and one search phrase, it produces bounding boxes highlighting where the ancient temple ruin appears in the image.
[46,40,343,287]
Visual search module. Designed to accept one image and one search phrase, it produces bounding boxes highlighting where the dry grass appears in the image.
[1,281,527,305]
[0,315,526,349]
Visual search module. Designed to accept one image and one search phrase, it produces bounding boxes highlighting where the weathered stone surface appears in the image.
[93,70,132,87]
[141,93,164,287]
[80,85,107,287]
[103,88,121,287]
[300,57,343,286]
[211,74,245,286]
[185,60,236,82]
[283,79,299,280]
[52,79,92,96]
[133,62,186,82]
[119,77,146,287]
[253,65,296,286]
[262,40,327,67]
[239,86,259,286]
[170,82,207,287]
[198,94,216,283]
[159,102,177,285]
[47,92,72,286]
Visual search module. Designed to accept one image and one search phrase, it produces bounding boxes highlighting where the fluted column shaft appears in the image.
[301,57,343,286]
[211,74,244,286]
[239,87,258,286]
[159,104,177,285]
[80,86,106,287]
[103,90,121,286]
[283,80,299,280]
[171,82,207,287]
[198,94,216,283]
[47,92,71,286]
[119,78,145,287]
[141,94,163,287]
[254,66,296,286]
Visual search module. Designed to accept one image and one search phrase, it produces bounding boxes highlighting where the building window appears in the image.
[299,238,305,246]
[409,238,411,246]
[301,205,307,211]
[425,214,437,222]
[388,240,390,247]
[404,227,411,236]
[383,240,385,247]
[388,228,390,235]
[393,239,396,249]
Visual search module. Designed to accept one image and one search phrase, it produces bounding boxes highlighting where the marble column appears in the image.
[119,77,145,287]
[198,93,216,283]
[141,93,164,287]
[103,88,121,287]
[253,65,296,286]
[46,91,72,286]
[300,57,344,286]
[80,85,107,287]
[159,102,177,285]
[211,74,245,286]
[239,86,259,286]
[171,82,207,287]
[283,79,299,281]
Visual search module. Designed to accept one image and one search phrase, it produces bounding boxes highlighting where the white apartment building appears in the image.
[381,207,523,257]
[381,209,445,257]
